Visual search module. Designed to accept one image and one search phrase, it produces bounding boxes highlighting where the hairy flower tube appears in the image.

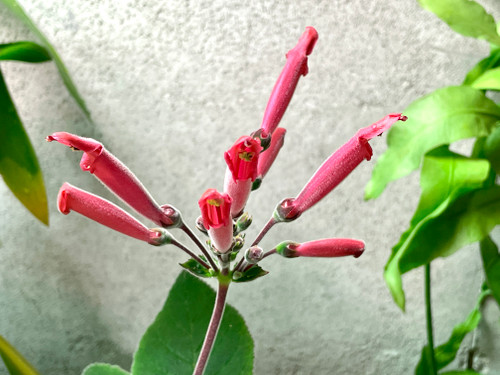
[223,136,262,217]
[58,183,171,246]
[260,26,318,136]
[198,189,233,253]
[275,239,365,258]
[50,26,405,375]
[47,132,179,228]
[274,113,407,222]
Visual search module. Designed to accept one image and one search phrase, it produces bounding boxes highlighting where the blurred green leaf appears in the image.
[440,371,480,375]
[464,48,500,85]
[418,0,500,45]
[480,236,500,305]
[470,67,500,91]
[0,67,48,224]
[233,265,269,283]
[365,86,500,200]
[179,258,213,278]
[0,335,40,375]
[82,364,130,375]
[484,124,500,174]
[0,41,50,62]
[385,150,490,309]
[132,271,253,375]
[0,0,91,118]
[415,289,490,375]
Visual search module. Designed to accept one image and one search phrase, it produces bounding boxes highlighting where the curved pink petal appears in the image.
[260,27,318,136]
[48,132,175,227]
[57,182,162,244]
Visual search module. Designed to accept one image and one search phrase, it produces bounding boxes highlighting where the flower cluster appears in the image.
[48,26,406,281]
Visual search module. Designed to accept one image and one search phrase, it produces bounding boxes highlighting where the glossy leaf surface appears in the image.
[0,41,50,62]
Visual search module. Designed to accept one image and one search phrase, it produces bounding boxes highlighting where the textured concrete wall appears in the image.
[1,1,499,374]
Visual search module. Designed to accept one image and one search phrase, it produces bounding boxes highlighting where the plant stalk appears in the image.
[425,263,438,375]
[193,279,230,375]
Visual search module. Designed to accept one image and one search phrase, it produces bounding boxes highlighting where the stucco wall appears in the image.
[0,1,499,374]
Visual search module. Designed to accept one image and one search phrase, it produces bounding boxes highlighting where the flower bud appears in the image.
[276,239,365,258]
[244,246,264,264]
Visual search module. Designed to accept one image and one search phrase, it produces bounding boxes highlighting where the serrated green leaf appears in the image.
[415,289,490,375]
[82,363,130,375]
[0,68,48,224]
[418,0,500,45]
[0,335,40,375]
[484,124,500,174]
[0,0,90,119]
[470,67,500,91]
[464,48,500,85]
[132,271,253,375]
[480,236,500,305]
[384,151,490,309]
[232,265,269,283]
[0,41,50,62]
[179,258,213,278]
[365,86,500,200]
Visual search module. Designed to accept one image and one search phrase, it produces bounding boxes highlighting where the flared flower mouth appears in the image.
[198,189,232,229]
[224,136,262,182]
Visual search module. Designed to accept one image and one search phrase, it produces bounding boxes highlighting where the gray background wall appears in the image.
[0,0,499,374]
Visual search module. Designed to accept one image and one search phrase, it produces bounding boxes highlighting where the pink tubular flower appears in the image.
[275,114,407,221]
[257,127,286,181]
[223,136,262,217]
[276,238,365,258]
[47,132,177,227]
[198,189,233,253]
[260,26,318,137]
[57,183,171,245]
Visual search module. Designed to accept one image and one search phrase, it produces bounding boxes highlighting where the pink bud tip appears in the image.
[48,131,174,227]
[57,182,161,244]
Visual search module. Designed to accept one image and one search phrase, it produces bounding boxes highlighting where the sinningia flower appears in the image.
[198,189,233,253]
[47,132,179,227]
[254,127,287,189]
[58,182,172,246]
[260,26,318,137]
[276,238,365,258]
[223,136,262,217]
[275,113,407,221]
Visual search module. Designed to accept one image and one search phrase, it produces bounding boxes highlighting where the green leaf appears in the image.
[464,48,500,86]
[132,271,253,375]
[470,67,500,91]
[232,265,269,283]
[484,124,500,174]
[417,0,500,45]
[0,68,48,224]
[480,236,500,305]
[179,258,213,278]
[440,371,480,375]
[82,363,130,375]
[0,335,40,375]
[415,289,490,375]
[0,0,91,118]
[365,86,500,200]
[0,41,50,62]
[384,151,490,309]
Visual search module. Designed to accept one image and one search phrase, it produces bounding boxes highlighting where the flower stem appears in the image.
[171,239,210,270]
[193,279,230,375]
[251,217,277,247]
[425,263,438,375]
[181,224,219,272]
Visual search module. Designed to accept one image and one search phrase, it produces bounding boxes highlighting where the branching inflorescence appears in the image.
[47,26,406,375]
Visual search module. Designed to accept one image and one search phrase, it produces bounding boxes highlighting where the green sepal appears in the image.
[251,178,262,191]
[235,212,252,234]
[232,265,269,283]
[275,241,297,258]
[179,257,214,278]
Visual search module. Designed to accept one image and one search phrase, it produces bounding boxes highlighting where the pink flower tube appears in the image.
[198,189,233,253]
[260,26,318,137]
[47,132,177,227]
[57,183,170,245]
[275,114,407,221]
[223,136,262,217]
[276,238,365,258]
